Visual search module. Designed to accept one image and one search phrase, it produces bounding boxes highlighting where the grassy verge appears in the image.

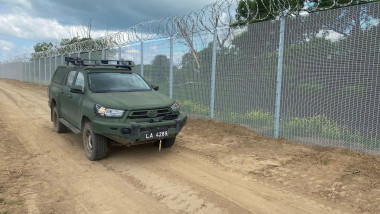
[177,99,380,150]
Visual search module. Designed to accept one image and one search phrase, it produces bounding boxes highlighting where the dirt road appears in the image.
[1,79,380,214]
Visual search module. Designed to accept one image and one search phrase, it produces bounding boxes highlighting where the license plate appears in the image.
[143,130,168,140]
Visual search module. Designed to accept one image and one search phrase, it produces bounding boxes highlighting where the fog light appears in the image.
[121,128,131,135]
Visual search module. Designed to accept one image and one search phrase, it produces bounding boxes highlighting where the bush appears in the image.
[177,100,210,115]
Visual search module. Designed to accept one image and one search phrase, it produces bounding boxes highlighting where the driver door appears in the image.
[60,70,77,122]
[68,71,85,128]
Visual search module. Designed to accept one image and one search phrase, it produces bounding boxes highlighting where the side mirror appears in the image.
[152,85,159,91]
[70,85,84,94]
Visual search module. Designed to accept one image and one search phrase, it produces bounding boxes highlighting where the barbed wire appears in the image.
[3,0,374,61]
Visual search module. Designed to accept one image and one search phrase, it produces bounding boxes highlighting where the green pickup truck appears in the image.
[48,57,187,161]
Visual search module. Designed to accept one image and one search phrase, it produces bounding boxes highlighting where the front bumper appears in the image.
[91,114,187,145]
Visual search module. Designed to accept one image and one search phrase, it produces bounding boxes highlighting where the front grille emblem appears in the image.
[147,110,158,118]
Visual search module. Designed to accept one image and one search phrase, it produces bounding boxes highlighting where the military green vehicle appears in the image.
[48,57,187,161]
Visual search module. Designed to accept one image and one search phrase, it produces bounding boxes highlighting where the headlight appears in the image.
[95,104,125,117]
[171,102,180,112]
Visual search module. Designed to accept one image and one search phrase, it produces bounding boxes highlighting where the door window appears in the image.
[74,72,85,90]
[66,71,77,87]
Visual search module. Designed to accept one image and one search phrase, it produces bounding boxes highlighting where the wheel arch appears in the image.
[81,115,91,131]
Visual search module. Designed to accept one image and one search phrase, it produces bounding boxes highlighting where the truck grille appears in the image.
[128,108,172,119]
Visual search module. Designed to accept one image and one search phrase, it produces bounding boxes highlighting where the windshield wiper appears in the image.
[92,90,112,93]
[112,89,151,92]
[92,89,150,93]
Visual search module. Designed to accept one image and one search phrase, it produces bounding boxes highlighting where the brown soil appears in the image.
[0,79,380,214]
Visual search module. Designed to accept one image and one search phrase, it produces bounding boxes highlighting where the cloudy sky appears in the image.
[0,0,215,61]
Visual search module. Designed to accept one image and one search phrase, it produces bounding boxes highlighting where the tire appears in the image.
[154,137,176,148]
[52,106,67,133]
[82,122,108,161]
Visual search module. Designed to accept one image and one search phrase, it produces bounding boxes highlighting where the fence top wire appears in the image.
[3,0,376,61]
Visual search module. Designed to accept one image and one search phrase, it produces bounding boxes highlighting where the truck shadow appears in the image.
[107,142,174,160]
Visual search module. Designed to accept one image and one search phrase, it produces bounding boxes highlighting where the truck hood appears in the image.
[88,90,174,110]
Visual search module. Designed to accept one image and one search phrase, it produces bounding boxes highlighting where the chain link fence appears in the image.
[0,1,379,155]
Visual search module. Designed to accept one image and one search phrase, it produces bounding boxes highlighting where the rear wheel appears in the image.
[82,122,108,161]
[154,137,176,148]
[52,106,67,133]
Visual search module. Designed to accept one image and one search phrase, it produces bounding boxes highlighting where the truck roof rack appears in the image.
[65,57,134,70]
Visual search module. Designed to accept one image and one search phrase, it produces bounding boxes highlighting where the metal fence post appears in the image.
[61,55,64,65]
[22,61,25,81]
[18,61,20,80]
[169,37,174,99]
[19,61,21,80]
[24,61,26,82]
[89,51,92,60]
[140,42,144,77]
[102,49,105,59]
[49,57,52,83]
[19,61,21,81]
[33,59,36,83]
[55,56,57,71]
[210,27,218,119]
[118,47,122,60]
[20,62,22,81]
[44,57,47,84]
[274,16,286,138]
[14,62,17,80]
[38,58,41,84]
[29,59,31,82]
[77,52,80,58]
[15,62,17,80]
[20,61,22,81]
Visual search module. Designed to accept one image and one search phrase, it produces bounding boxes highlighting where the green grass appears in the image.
[0,198,24,206]
[177,99,210,115]
[280,114,345,139]
[5,200,23,205]
[176,99,380,149]
[1,211,9,214]
[279,114,380,149]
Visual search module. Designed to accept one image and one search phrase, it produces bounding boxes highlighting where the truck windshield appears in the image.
[88,73,151,93]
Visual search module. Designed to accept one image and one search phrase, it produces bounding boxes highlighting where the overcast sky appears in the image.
[0,0,215,61]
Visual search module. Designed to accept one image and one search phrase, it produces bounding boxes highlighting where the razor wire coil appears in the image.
[1,0,374,61]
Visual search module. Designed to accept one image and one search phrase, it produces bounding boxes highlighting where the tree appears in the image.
[234,0,369,25]
[150,55,170,83]
[33,42,53,52]
[232,0,379,59]
[60,37,91,46]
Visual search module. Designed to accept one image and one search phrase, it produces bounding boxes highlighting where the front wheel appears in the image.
[154,137,176,148]
[82,122,108,161]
